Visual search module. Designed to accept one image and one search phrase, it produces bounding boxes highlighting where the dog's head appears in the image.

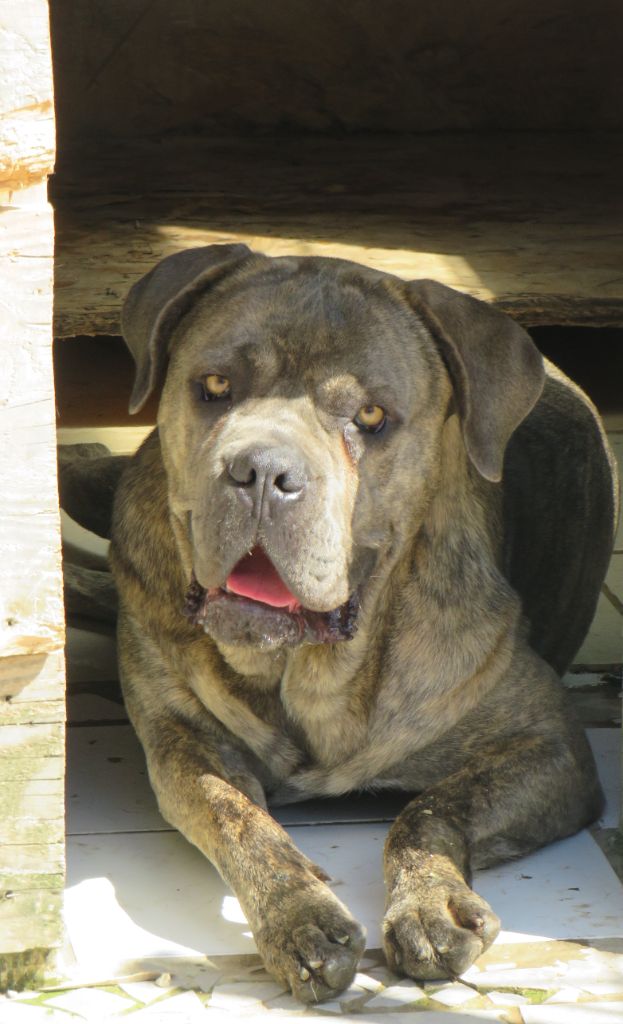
[123,245,543,649]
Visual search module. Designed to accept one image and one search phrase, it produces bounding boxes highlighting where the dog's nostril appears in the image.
[228,459,256,487]
[274,471,302,494]
[226,450,307,499]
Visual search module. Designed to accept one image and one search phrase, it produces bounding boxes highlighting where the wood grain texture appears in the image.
[0,842,64,880]
[0,204,64,657]
[0,660,65,966]
[1,892,64,952]
[0,0,55,192]
[52,134,623,336]
[0,723,65,776]
[0,652,65,704]
[0,0,64,982]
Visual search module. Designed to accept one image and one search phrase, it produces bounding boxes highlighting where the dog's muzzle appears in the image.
[183,546,359,649]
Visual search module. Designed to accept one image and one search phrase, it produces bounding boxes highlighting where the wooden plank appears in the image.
[0,891,64,953]
[0,820,62,955]
[0,0,63,987]
[0,843,64,878]
[0,204,64,658]
[52,134,623,336]
[0,651,66,704]
[0,873,65,894]
[0,0,55,192]
[0,778,64,819]
[1,700,65,727]
[1,0,60,652]
[1,816,64,847]
[0,723,65,767]
[0,715,65,953]
[0,756,63,784]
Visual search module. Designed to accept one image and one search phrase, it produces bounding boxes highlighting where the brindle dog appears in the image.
[108,244,617,1002]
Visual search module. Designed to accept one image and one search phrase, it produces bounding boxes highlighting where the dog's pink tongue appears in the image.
[226,547,300,610]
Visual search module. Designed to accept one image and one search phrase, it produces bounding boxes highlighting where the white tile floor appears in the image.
[4,688,612,1022]
[64,717,623,965]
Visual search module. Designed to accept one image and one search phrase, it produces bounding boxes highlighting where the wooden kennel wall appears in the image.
[1,0,622,989]
[0,0,63,990]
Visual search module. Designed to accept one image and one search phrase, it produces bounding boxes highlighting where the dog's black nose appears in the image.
[227,447,308,510]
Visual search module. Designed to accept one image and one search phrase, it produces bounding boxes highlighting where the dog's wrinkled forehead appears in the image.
[171,262,436,411]
[124,246,545,482]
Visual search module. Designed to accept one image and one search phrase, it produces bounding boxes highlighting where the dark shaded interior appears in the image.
[49,0,623,147]
[53,328,623,429]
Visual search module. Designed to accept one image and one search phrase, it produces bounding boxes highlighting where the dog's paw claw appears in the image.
[256,887,366,1003]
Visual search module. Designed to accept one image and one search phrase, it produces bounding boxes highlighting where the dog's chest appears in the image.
[278,647,373,767]
[202,642,369,773]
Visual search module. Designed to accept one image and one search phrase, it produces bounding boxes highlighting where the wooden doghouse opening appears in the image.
[4,0,623,995]
[48,0,623,690]
[6,0,614,993]
[49,1,623,340]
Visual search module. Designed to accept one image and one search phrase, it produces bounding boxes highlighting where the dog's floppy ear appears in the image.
[406,280,545,482]
[122,244,255,413]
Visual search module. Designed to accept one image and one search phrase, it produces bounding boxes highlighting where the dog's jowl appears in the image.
[109,245,618,1002]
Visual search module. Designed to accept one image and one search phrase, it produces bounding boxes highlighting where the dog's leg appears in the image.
[383,731,602,979]
[141,715,365,1000]
[118,641,365,1003]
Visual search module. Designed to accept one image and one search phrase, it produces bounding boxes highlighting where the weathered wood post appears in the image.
[0,0,65,989]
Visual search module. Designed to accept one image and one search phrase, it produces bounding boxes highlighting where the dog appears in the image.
[108,244,617,1002]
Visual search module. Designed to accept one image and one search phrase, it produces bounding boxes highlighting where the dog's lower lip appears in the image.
[183,574,359,646]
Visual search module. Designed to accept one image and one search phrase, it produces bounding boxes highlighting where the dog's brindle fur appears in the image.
[109,245,617,1002]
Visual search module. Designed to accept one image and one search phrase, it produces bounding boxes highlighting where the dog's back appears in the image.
[503,360,618,675]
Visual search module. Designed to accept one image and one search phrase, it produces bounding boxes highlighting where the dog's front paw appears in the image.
[383,881,500,980]
[255,882,366,1003]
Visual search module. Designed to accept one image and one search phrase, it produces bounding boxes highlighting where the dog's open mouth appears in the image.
[226,546,303,612]
[183,546,359,648]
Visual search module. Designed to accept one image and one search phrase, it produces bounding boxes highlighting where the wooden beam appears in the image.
[52,134,623,336]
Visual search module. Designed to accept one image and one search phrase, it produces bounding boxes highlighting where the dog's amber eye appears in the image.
[354,405,386,433]
[202,374,231,400]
